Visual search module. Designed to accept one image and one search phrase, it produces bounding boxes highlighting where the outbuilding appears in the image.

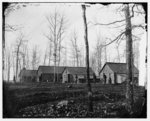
[37,66,65,82]
[62,67,95,83]
[19,68,37,83]
[99,62,139,85]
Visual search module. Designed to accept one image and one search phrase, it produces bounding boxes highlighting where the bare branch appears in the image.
[43,32,53,42]
[102,31,125,47]
[135,4,145,15]
[70,30,80,67]
[132,24,145,30]
[45,15,54,29]
[132,34,141,41]
[112,23,126,28]
[31,45,40,70]
[134,10,145,15]
[57,17,64,40]
[5,24,17,31]
[44,10,67,69]
[117,33,125,45]
[90,4,136,26]
[93,19,126,26]
[108,23,145,46]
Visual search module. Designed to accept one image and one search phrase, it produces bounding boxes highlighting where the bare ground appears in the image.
[3,82,146,118]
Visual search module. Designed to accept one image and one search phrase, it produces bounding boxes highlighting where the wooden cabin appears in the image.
[99,62,139,85]
[62,67,95,83]
[19,68,37,83]
[37,66,65,82]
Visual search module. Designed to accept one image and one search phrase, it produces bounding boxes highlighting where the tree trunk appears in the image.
[58,44,61,67]
[53,13,57,83]
[12,54,16,78]
[43,51,47,65]
[124,4,134,112]
[82,5,93,112]
[116,45,120,62]
[98,46,102,73]
[22,54,25,68]
[2,3,6,82]
[7,56,10,82]
[15,51,19,83]
[145,31,148,90]
[53,51,56,83]
[48,42,52,66]
[104,41,107,62]
[48,52,51,66]
[76,52,79,67]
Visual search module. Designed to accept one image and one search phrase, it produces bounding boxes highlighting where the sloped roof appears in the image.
[38,66,66,74]
[19,69,37,77]
[66,67,94,75]
[100,62,139,74]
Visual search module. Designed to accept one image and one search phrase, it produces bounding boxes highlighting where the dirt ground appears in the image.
[3,82,146,118]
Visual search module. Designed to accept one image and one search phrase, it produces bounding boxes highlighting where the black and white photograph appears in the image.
[2,0,148,118]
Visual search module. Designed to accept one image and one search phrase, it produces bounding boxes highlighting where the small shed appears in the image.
[62,67,95,83]
[37,66,65,82]
[19,68,37,83]
[99,62,139,85]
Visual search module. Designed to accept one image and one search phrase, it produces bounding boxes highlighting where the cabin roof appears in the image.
[38,66,66,74]
[65,67,94,75]
[99,62,139,74]
[19,69,37,77]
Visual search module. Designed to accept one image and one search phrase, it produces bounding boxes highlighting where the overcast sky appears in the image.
[5,3,145,57]
[4,3,147,83]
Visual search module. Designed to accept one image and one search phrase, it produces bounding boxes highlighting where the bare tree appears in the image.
[115,43,121,62]
[82,5,93,112]
[48,41,53,65]
[3,3,18,82]
[70,30,80,67]
[90,40,103,76]
[104,40,107,63]
[4,46,12,82]
[7,52,11,82]
[25,47,30,69]
[96,36,104,74]
[45,9,67,82]
[31,45,40,70]
[57,43,65,66]
[62,47,67,66]
[79,47,85,67]
[43,48,48,65]
[90,4,146,114]
[19,41,29,69]
[124,4,134,112]
[12,50,16,79]
[89,54,97,75]
[13,32,27,82]
[3,3,32,83]
[42,41,53,66]
[132,40,140,68]
[90,4,145,47]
